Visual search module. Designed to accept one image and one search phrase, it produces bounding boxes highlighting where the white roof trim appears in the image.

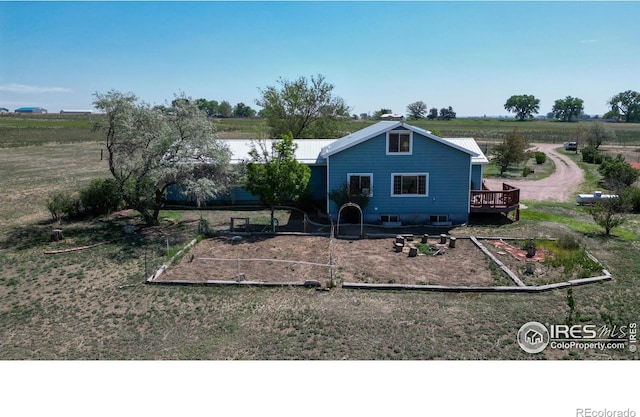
[320,121,479,158]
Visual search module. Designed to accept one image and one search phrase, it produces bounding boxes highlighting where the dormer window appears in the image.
[387,130,412,154]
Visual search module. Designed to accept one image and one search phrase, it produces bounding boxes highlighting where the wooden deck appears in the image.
[470,183,520,214]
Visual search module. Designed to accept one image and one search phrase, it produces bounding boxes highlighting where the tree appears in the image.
[491,129,530,175]
[256,74,350,138]
[427,107,439,120]
[93,90,233,224]
[233,102,256,118]
[438,106,456,120]
[243,133,311,231]
[606,90,640,122]
[406,101,427,120]
[598,154,639,189]
[195,98,219,117]
[587,197,628,236]
[504,95,540,121]
[552,96,584,122]
[218,100,233,118]
[586,122,615,149]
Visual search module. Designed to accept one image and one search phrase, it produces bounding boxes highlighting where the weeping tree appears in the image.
[93,90,233,225]
[244,133,311,231]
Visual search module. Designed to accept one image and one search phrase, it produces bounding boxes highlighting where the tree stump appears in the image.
[439,234,447,244]
[448,237,456,248]
[421,234,429,244]
[394,242,404,253]
[526,262,535,274]
[51,229,63,242]
[395,235,405,245]
[408,246,418,257]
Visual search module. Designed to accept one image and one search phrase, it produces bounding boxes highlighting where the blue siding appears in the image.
[166,164,327,206]
[471,164,483,190]
[306,165,327,202]
[327,131,472,224]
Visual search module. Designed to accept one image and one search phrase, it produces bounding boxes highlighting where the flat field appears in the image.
[1,115,639,359]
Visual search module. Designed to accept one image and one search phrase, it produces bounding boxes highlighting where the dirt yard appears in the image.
[158,235,504,287]
[157,234,605,288]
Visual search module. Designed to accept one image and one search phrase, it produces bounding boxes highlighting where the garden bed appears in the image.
[154,234,609,291]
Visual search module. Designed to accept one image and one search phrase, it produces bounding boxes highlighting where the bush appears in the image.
[522,166,531,177]
[46,191,81,221]
[46,178,123,221]
[598,155,639,189]
[581,146,600,164]
[621,185,640,212]
[534,151,546,164]
[557,233,580,250]
[79,178,123,217]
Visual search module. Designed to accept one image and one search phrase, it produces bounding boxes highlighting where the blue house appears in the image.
[167,121,520,225]
[320,121,489,225]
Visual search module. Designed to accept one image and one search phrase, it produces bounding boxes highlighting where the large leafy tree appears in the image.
[427,107,439,120]
[256,74,350,138]
[491,129,530,175]
[504,95,540,121]
[552,96,584,122]
[218,100,233,118]
[233,102,256,118]
[606,90,640,122]
[93,90,233,224]
[439,106,457,120]
[194,98,219,117]
[406,101,427,120]
[244,133,311,231]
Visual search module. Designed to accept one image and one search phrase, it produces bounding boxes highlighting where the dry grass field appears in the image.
[1,115,639,360]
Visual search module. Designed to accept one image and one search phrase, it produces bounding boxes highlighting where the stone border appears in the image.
[146,234,612,293]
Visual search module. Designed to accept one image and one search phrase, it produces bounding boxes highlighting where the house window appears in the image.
[348,173,373,196]
[387,131,412,154]
[380,214,400,223]
[429,215,449,223]
[391,173,428,196]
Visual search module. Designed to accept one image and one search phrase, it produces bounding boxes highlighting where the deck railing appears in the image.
[470,183,520,211]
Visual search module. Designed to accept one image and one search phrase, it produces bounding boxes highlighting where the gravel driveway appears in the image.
[483,143,584,202]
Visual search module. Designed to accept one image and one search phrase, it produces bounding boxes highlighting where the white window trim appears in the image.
[391,173,429,197]
[347,173,373,197]
[386,130,413,155]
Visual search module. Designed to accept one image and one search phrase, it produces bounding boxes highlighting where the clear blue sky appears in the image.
[1,1,639,117]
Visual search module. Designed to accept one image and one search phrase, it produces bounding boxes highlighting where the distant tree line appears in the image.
[504,90,640,123]
[153,98,257,119]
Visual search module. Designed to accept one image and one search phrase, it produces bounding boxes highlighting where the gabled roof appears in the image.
[319,121,479,159]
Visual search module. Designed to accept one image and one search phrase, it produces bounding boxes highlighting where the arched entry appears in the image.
[337,202,363,238]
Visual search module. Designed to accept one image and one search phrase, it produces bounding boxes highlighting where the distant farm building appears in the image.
[60,110,93,115]
[15,107,48,114]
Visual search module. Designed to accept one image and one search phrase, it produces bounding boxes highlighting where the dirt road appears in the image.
[483,143,584,202]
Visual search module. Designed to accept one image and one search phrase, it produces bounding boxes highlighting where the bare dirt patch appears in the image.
[157,235,499,287]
